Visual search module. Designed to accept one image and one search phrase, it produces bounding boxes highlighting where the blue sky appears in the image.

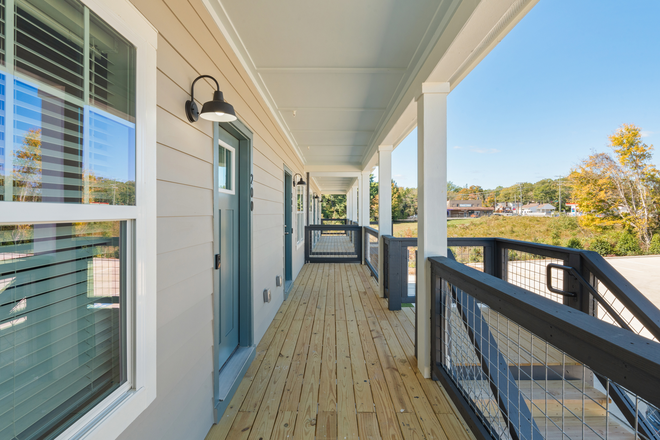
[390,0,660,189]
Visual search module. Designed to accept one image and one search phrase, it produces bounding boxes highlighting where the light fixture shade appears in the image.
[296,176,306,186]
[200,91,237,122]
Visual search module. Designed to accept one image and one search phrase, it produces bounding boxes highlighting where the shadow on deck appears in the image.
[206,263,474,440]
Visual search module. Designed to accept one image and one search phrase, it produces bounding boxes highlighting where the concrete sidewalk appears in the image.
[605,256,660,307]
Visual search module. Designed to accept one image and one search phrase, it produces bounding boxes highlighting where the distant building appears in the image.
[566,203,580,216]
[521,203,556,216]
[447,199,494,218]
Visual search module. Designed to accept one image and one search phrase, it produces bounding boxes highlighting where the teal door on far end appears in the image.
[217,128,240,369]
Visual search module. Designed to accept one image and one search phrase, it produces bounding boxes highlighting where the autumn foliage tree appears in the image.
[569,124,660,249]
[13,129,42,202]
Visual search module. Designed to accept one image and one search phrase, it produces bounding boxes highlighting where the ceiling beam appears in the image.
[310,171,362,178]
[305,165,364,173]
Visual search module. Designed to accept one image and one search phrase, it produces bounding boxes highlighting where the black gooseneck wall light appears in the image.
[292,173,306,187]
[185,75,237,123]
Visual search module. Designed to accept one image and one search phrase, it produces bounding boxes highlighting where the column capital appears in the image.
[378,144,394,152]
[416,81,450,101]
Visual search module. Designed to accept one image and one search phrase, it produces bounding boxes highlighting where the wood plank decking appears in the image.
[206,263,474,440]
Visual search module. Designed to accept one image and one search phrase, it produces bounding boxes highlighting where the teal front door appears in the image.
[217,128,240,368]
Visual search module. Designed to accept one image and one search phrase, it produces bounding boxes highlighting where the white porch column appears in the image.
[359,170,370,227]
[351,183,358,224]
[377,145,393,297]
[347,190,352,221]
[416,82,449,378]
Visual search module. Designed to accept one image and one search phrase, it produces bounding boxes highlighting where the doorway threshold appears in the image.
[284,280,294,299]
[217,346,255,402]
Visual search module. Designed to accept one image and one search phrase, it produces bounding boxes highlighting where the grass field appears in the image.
[363,216,655,255]
[391,216,595,247]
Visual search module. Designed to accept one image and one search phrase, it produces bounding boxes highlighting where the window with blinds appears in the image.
[0,221,126,440]
[0,0,135,438]
[0,0,136,205]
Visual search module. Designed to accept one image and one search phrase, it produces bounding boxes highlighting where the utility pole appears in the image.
[556,176,564,215]
[517,182,524,215]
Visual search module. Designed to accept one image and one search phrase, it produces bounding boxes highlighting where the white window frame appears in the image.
[0,0,158,439]
[218,140,236,195]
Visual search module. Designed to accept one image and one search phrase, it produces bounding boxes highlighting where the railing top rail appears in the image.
[447,237,495,247]
[363,226,379,235]
[430,255,660,409]
[381,235,417,246]
[306,224,361,230]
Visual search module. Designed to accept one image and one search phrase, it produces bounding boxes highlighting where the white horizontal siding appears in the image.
[116,0,308,439]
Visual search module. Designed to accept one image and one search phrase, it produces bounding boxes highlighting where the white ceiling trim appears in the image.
[360,0,463,166]
[201,0,307,165]
[363,0,540,169]
[258,67,406,74]
[446,0,539,85]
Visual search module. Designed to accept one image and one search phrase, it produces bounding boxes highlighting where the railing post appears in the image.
[483,242,496,277]
[304,226,309,263]
[388,239,403,310]
[356,227,363,266]
[500,242,509,282]
[564,253,586,312]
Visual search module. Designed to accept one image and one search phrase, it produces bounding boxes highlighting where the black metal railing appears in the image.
[379,236,660,340]
[430,255,660,440]
[321,218,348,225]
[443,238,660,341]
[363,226,379,279]
[381,235,417,310]
[305,225,362,264]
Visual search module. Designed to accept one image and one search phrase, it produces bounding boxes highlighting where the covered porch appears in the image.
[207,263,470,440]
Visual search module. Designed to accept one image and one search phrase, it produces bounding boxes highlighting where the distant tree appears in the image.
[569,124,660,248]
[370,173,378,222]
[391,180,404,220]
[447,181,462,200]
[456,185,484,200]
[322,194,346,219]
[400,187,418,218]
[13,129,42,202]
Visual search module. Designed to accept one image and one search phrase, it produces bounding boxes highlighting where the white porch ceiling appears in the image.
[205,0,539,193]
[205,0,462,170]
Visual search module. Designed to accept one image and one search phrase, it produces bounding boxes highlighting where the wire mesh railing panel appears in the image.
[439,279,660,440]
[505,250,565,304]
[593,280,659,342]
[365,228,379,276]
[449,246,485,272]
[306,226,361,263]
[406,245,418,299]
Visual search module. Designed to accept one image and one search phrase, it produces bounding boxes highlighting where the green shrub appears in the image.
[566,237,583,249]
[550,230,561,246]
[615,231,641,256]
[469,247,483,263]
[553,216,579,231]
[589,237,614,256]
[650,234,660,255]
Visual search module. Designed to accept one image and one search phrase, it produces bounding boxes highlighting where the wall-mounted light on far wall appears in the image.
[292,173,306,187]
[313,195,319,201]
[185,75,237,123]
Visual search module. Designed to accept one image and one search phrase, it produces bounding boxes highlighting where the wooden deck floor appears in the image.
[206,263,474,440]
